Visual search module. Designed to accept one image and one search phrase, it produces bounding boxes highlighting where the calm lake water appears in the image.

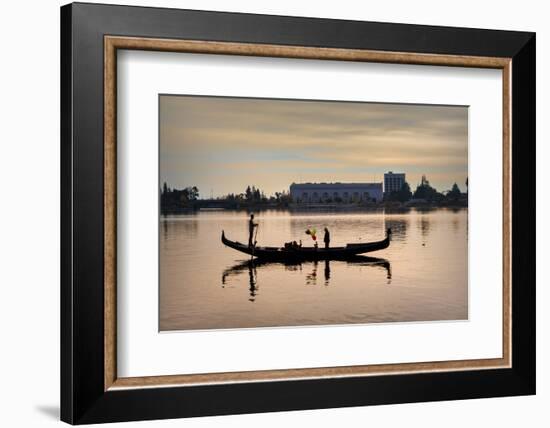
[160,208,468,331]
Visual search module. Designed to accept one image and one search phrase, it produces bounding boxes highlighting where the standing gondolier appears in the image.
[248,213,258,248]
[323,227,330,249]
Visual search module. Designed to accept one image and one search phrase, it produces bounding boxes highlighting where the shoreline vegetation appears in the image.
[160,177,468,215]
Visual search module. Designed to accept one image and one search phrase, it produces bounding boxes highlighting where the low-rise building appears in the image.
[289,182,383,204]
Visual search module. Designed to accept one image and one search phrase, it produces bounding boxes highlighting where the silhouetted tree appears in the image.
[447,183,461,200]
[160,183,200,212]
[187,186,199,201]
[413,175,444,202]
[389,181,413,202]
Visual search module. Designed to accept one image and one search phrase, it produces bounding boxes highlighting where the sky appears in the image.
[160,95,468,198]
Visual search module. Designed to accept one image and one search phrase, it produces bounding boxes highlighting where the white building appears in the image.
[384,171,406,195]
[289,182,383,204]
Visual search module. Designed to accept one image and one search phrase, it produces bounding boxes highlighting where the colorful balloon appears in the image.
[305,227,317,241]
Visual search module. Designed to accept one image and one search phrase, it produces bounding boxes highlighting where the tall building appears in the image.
[289,182,383,203]
[384,171,406,195]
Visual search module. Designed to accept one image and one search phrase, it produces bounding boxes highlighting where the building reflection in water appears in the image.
[384,217,408,242]
[221,256,391,301]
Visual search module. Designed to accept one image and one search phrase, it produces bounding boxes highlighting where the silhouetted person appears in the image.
[324,260,331,284]
[323,227,330,249]
[248,214,258,248]
[248,261,258,301]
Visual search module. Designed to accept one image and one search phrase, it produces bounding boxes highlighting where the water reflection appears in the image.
[160,209,468,331]
[385,218,408,242]
[221,256,392,301]
[162,217,199,239]
[324,260,331,286]
[419,216,430,239]
[162,218,168,240]
[247,262,258,302]
[452,216,460,233]
[306,261,319,286]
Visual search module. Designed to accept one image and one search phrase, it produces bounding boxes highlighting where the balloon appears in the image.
[305,227,317,241]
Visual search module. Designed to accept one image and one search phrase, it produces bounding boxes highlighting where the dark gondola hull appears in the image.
[221,230,391,261]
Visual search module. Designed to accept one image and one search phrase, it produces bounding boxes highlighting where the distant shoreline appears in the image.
[161,202,467,215]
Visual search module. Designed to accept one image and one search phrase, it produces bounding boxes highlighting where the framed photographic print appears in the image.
[61,2,535,424]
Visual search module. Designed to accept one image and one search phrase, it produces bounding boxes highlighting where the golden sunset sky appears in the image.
[160,95,468,198]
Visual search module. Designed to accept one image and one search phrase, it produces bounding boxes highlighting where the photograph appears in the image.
[159,95,469,331]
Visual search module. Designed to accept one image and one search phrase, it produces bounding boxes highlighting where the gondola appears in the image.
[221,228,391,261]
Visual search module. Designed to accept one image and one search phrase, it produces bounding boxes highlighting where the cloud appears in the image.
[160,95,468,196]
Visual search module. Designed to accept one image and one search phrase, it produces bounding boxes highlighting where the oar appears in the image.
[251,222,259,259]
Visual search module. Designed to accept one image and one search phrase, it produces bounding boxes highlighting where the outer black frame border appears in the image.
[61,2,536,424]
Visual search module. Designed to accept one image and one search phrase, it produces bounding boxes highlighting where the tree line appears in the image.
[224,185,292,206]
[386,175,467,204]
[160,176,467,212]
[160,183,292,212]
[161,183,199,212]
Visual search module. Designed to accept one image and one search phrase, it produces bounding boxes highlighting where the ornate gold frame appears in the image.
[104,35,512,391]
